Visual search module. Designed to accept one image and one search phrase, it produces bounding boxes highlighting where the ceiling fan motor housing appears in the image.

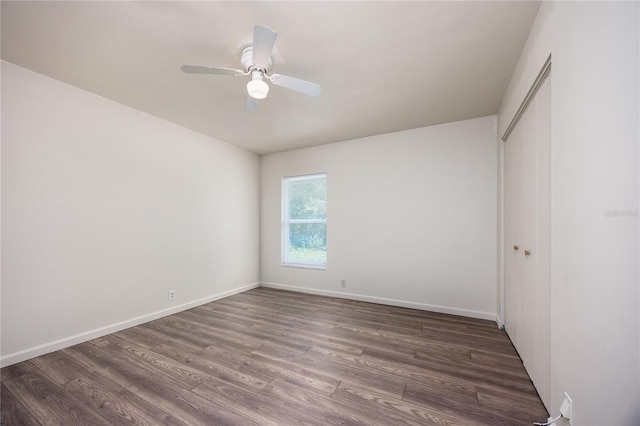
[240,45,273,73]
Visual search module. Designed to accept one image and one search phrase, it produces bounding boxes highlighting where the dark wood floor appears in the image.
[1,287,548,425]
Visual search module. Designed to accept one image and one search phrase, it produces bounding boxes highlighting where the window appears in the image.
[282,173,327,269]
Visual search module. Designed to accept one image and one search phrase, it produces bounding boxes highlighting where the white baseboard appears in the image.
[496,313,505,330]
[1,281,500,367]
[0,282,259,368]
[259,282,498,322]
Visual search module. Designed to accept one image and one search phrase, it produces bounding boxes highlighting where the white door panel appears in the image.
[503,75,551,410]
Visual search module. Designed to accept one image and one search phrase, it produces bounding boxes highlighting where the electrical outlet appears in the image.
[341,280,347,288]
[168,290,175,301]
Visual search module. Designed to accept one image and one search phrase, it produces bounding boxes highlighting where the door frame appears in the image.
[498,54,551,327]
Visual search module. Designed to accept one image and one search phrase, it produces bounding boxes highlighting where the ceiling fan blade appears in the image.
[269,74,322,97]
[252,25,277,69]
[181,65,246,77]
[245,97,260,111]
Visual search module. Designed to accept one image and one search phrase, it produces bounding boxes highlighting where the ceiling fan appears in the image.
[181,25,322,111]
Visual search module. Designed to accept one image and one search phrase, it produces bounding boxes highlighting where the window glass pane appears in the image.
[283,173,327,268]
[288,177,326,220]
[287,222,326,265]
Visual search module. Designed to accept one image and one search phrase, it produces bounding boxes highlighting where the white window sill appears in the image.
[281,263,326,271]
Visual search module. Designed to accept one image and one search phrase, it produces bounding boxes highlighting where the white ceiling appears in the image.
[1,1,540,154]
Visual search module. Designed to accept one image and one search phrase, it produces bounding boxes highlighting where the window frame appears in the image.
[281,173,327,270]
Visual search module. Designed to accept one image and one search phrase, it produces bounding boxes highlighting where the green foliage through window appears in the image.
[283,174,327,267]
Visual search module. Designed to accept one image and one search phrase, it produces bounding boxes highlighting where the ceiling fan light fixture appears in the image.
[247,71,269,99]
[182,25,321,110]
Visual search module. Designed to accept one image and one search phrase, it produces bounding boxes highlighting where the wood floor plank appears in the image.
[238,351,341,395]
[29,350,95,385]
[92,335,209,389]
[142,316,237,351]
[250,322,366,356]
[261,377,415,426]
[419,327,517,356]
[160,313,266,349]
[365,343,538,397]
[61,342,147,390]
[254,344,407,399]
[332,381,463,426]
[190,305,258,328]
[292,322,417,358]
[126,372,259,426]
[378,322,424,335]
[2,372,110,425]
[260,344,407,399]
[312,345,488,403]
[414,348,530,381]
[64,372,188,426]
[152,342,274,392]
[193,376,324,426]
[1,288,548,425]
[476,385,549,423]
[0,360,38,384]
[1,383,42,426]
[212,304,301,329]
[114,323,194,351]
[403,381,529,426]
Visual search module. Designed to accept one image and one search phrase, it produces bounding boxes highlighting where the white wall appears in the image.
[1,62,260,366]
[261,116,498,320]
[498,2,639,424]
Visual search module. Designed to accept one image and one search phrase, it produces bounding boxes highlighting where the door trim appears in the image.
[502,55,552,142]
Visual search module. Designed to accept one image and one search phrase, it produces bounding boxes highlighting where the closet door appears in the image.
[504,75,551,408]
[504,113,523,352]
[532,77,551,407]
